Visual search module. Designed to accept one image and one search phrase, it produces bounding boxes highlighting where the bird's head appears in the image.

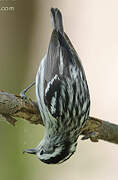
[23,138,77,164]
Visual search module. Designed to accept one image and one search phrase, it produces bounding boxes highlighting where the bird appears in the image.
[23,8,90,164]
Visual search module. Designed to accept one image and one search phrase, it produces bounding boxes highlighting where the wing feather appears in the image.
[43,30,89,119]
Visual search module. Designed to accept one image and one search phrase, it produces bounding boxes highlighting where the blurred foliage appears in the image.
[0,1,43,180]
[0,1,118,180]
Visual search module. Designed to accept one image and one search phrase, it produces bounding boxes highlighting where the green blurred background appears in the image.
[0,0,118,180]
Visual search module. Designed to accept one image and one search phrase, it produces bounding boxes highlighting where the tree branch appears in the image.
[0,90,118,144]
[0,91,42,125]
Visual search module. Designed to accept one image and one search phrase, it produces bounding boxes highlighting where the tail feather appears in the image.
[50,8,64,34]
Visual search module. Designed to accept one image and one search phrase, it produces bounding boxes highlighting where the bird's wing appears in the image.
[43,30,70,118]
[43,30,89,119]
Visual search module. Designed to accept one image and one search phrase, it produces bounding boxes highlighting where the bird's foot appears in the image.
[20,89,27,100]
[81,131,99,142]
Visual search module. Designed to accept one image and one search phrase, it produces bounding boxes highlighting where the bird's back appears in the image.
[36,8,90,139]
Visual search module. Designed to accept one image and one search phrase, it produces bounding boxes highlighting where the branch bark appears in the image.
[0,90,118,144]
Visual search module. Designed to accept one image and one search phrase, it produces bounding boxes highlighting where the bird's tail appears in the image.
[50,8,64,34]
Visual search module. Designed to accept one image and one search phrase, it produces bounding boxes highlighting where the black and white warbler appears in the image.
[23,8,90,164]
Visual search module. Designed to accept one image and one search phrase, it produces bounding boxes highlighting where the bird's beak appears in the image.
[23,148,37,155]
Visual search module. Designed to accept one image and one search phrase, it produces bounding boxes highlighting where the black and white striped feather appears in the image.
[25,8,90,164]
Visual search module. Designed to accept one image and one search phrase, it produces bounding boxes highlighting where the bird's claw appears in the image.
[81,131,99,142]
[20,90,27,100]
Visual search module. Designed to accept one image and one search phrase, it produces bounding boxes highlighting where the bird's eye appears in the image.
[40,149,44,155]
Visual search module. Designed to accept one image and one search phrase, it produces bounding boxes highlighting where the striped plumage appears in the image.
[24,8,90,164]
